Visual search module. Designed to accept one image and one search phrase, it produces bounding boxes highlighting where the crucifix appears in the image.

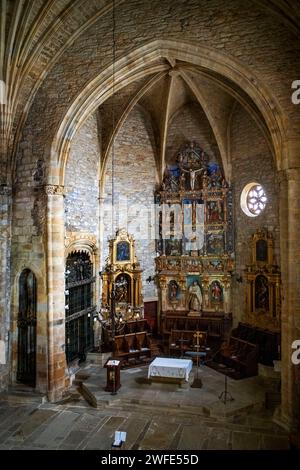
[190,330,205,388]
[194,330,204,350]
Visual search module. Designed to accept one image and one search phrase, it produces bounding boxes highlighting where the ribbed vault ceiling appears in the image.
[1,0,299,184]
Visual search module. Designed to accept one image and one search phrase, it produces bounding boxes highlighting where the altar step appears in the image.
[76,378,265,419]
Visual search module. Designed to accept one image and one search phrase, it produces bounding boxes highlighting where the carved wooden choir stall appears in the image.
[155,141,234,351]
[100,229,152,365]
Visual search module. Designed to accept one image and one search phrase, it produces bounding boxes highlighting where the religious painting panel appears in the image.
[116,241,130,261]
[206,200,224,223]
[165,238,182,256]
[255,275,269,311]
[207,259,224,272]
[206,233,224,255]
[256,239,268,262]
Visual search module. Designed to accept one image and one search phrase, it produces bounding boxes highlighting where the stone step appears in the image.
[77,378,264,421]
[2,389,47,405]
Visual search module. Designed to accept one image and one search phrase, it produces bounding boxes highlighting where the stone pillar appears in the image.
[277,168,300,431]
[0,185,11,391]
[45,184,67,401]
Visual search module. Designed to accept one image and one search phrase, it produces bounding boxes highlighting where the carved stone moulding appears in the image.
[45,184,65,196]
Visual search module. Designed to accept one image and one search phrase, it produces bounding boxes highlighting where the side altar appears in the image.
[100,229,152,364]
[154,142,234,342]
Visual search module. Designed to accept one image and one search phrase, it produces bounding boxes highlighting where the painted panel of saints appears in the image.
[207,233,224,255]
[207,201,224,223]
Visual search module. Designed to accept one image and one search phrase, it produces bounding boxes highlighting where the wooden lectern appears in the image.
[104,358,121,394]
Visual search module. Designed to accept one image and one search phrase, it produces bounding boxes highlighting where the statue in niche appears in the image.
[255,275,269,310]
[187,280,203,311]
[168,280,180,301]
[180,172,186,190]
[210,280,223,302]
[115,275,128,302]
[162,167,179,192]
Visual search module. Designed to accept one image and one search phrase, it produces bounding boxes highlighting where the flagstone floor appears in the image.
[0,364,290,450]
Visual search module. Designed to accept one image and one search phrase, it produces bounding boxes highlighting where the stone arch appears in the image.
[50,40,287,186]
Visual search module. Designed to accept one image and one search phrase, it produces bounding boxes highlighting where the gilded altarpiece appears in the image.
[101,229,143,316]
[155,142,234,331]
[244,229,281,331]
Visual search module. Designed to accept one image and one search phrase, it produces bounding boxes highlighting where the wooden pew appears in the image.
[113,331,151,364]
[220,336,259,377]
[169,329,207,357]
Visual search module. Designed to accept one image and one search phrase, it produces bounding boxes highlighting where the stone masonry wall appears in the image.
[65,113,100,236]
[166,103,221,165]
[102,106,157,300]
[230,103,280,325]
[16,0,300,182]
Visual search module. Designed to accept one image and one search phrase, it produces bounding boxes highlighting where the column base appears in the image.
[273,405,299,432]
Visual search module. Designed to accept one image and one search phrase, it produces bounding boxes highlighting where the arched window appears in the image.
[65,251,95,363]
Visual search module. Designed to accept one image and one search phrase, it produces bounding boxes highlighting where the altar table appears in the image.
[148,357,193,382]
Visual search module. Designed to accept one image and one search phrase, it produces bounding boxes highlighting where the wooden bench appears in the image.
[113,331,151,364]
[231,322,280,366]
[220,336,259,377]
[169,329,207,357]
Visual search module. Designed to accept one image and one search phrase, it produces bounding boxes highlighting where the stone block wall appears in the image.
[230,103,280,324]
[166,103,221,165]
[65,113,100,236]
[102,106,157,300]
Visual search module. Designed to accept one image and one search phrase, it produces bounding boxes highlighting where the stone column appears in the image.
[45,184,67,401]
[277,168,300,431]
[0,185,11,391]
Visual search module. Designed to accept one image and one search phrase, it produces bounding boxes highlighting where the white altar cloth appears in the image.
[148,357,193,381]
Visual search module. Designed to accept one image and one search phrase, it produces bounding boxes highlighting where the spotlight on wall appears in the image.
[146,275,156,283]
[65,305,69,310]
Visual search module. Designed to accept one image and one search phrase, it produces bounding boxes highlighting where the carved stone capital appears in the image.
[44,184,65,196]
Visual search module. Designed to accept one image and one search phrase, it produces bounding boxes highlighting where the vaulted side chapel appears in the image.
[0,0,300,450]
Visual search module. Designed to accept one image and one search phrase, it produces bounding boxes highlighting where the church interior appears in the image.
[0,0,300,451]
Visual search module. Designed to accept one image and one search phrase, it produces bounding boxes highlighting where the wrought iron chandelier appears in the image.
[94,0,139,341]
